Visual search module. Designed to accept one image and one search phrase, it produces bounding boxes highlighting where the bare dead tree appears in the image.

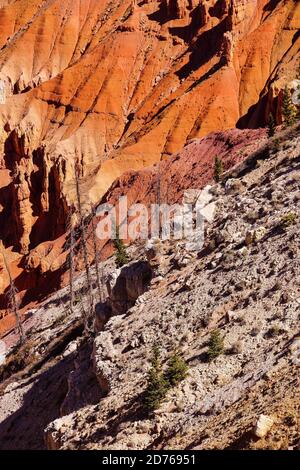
[67,212,75,315]
[1,250,25,345]
[156,162,161,206]
[74,166,94,332]
[156,163,162,238]
[90,203,103,303]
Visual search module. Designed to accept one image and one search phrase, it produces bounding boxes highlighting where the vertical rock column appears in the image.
[162,0,190,19]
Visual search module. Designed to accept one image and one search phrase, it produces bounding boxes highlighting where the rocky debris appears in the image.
[107,261,153,316]
[57,129,299,450]
[254,415,274,439]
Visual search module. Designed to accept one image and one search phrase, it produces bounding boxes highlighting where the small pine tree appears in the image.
[207,329,224,361]
[267,113,276,137]
[282,86,296,128]
[214,157,224,183]
[114,228,129,267]
[144,345,169,412]
[272,137,281,154]
[165,350,188,386]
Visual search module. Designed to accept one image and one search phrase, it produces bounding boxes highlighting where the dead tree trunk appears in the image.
[67,213,75,314]
[74,166,94,332]
[1,250,25,345]
[156,164,162,238]
[90,204,103,303]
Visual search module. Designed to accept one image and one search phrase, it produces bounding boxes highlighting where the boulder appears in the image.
[254,414,274,438]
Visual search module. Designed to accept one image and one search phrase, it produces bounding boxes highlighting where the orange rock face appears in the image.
[0,0,299,332]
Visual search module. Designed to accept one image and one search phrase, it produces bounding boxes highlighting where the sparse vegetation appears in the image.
[267,113,276,137]
[207,329,224,361]
[282,86,296,128]
[229,341,243,355]
[144,346,189,412]
[281,212,297,229]
[114,228,129,267]
[214,156,224,183]
[267,324,284,338]
[271,138,281,154]
[0,341,34,382]
[143,345,169,412]
[165,350,188,386]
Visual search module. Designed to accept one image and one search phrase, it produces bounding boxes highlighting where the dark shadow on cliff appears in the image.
[87,393,150,446]
[237,94,269,129]
[107,260,153,316]
[0,355,72,449]
[168,4,207,42]
[0,337,100,450]
[263,0,281,11]
[0,260,63,310]
[29,162,67,249]
[237,28,299,129]
[185,57,227,93]
[0,182,20,250]
[147,2,170,25]
[175,17,229,80]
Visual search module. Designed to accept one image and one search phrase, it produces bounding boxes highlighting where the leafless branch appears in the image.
[1,250,25,345]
